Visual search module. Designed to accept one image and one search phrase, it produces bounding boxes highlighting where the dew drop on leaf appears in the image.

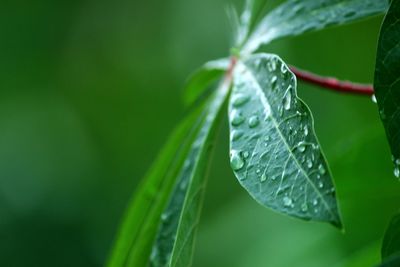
[318,164,326,175]
[307,158,313,169]
[283,87,292,110]
[260,174,267,182]
[230,150,244,171]
[394,167,400,178]
[231,130,244,141]
[301,203,308,212]
[232,94,250,107]
[371,94,377,103]
[248,115,260,128]
[231,110,245,126]
[283,196,293,207]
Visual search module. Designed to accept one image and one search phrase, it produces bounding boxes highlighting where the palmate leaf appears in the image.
[107,103,205,267]
[374,0,400,178]
[151,81,230,267]
[228,53,341,226]
[183,58,229,106]
[378,213,400,267]
[242,0,389,54]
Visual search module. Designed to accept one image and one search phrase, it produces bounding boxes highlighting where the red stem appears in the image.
[289,65,374,96]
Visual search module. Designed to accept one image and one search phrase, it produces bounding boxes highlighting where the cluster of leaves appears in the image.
[106,0,400,266]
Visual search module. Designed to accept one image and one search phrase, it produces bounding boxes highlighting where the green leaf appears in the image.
[234,0,268,47]
[374,0,400,178]
[228,53,341,226]
[382,213,400,260]
[151,81,230,267]
[379,254,400,267]
[242,0,389,54]
[106,104,207,267]
[183,58,229,106]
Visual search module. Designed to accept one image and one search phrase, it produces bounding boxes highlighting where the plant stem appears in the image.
[289,66,374,96]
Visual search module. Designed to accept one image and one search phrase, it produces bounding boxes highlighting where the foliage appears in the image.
[106,0,400,266]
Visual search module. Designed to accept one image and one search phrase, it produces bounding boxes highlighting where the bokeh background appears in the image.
[1,0,399,266]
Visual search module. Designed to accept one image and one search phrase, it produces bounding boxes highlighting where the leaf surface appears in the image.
[183,58,229,106]
[243,0,389,53]
[374,0,400,177]
[151,80,230,267]
[228,53,341,226]
[382,213,400,260]
[106,103,206,267]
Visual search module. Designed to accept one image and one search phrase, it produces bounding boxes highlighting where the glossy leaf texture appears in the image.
[151,80,230,267]
[183,58,229,106]
[379,212,400,266]
[242,0,389,54]
[228,53,341,226]
[106,104,206,267]
[374,0,400,178]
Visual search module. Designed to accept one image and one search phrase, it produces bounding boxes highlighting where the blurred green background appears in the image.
[1,0,399,266]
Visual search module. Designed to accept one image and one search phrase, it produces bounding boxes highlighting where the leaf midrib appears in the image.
[238,59,335,220]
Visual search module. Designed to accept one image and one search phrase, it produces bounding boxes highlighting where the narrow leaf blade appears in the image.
[151,81,230,267]
[183,58,229,106]
[382,213,400,260]
[243,0,389,53]
[107,105,205,267]
[228,53,341,226]
[374,0,400,177]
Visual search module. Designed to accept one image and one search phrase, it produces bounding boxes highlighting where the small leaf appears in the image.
[234,0,268,47]
[151,81,230,267]
[228,53,341,226]
[183,58,229,106]
[382,213,400,260]
[106,104,206,267]
[243,0,389,54]
[374,0,400,178]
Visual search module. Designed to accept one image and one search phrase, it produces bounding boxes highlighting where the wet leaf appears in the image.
[374,0,400,178]
[382,213,400,260]
[183,58,229,106]
[243,0,389,54]
[228,53,341,226]
[106,104,206,267]
[151,81,230,267]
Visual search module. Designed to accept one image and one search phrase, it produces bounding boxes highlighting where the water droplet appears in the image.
[161,213,169,221]
[307,158,313,169]
[318,181,324,188]
[283,87,292,110]
[318,164,326,175]
[231,130,244,141]
[231,110,245,126]
[304,125,309,136]
[371,94,377,103]
[270,76,278,88]
[256,168,261,174]
[243,151,249,158]
[312,199,318,206]
[248,115,260,128]
[297,144,306,153]
[301,203,308,212]
[396,158,400,165]
[261,174,267,182]
[283,196,293,207]
[264,136,270,142]
[230,150,244,171]
[394,167,400,178]
[232,94,250,107]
